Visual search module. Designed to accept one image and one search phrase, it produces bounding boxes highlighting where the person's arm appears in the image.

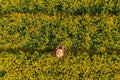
[53,48,57,56]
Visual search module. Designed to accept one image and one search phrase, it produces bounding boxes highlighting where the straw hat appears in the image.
[54,45,65,58]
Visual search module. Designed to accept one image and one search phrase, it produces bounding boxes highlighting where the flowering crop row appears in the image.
[0,51,120,80]
[0,12,120,52]
[0,0,120,15]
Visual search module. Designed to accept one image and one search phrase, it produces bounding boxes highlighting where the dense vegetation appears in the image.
[0,0,120,51]
[0,0,120,79]
[0,0,120,15]
[0,51,120,80]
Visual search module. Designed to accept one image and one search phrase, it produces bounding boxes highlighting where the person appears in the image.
[53,45,66,58]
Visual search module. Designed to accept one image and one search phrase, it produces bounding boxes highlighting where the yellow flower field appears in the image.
[0,0,120,79]
[0,51,120,80]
